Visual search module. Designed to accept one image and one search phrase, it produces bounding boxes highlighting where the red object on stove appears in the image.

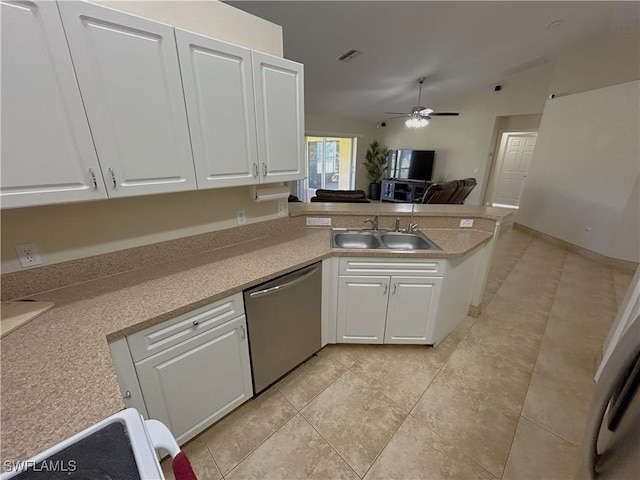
[172,451,198,480]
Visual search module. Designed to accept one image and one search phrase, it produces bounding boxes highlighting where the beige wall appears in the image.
[305,115,379,192]
[380,66,553,205]
[516,81,640,262]
[516,30,640,263]
[546,30,639,99]
[1,0,284,273]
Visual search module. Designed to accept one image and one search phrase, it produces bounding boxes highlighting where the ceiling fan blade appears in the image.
[386,115,410,120]
[384,112,409,116]
[429,112,460,116]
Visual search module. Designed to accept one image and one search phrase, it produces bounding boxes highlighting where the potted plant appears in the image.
[363,140,388,200]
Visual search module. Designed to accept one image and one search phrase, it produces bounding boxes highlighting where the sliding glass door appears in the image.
[300,136,356,201]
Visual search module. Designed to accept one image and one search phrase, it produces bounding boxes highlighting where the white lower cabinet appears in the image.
[109,293,253,446]
[385,277,442,344]
[336,258,445,345]
[337,276,389,343]
[135,315,252,444]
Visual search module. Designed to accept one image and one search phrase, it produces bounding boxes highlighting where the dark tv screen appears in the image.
[387,150,435,181]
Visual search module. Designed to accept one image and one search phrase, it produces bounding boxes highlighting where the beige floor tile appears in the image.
[534,330,600,384]
[301,370,406,477]
[493,281,556,315]
[276,354,346,410]
[441,341,533,414]
[522,370,594,446]
[350,344,441,412]
[364,415,494,480]
[201,389,297,475]
[503,417,580,480]
[465,313,542,370]
[317,343,372,368]
[427,318,474,366]
[411,370,519,478]
[226,414,358,480]
[483,296,549,337]
[161,437,221,480]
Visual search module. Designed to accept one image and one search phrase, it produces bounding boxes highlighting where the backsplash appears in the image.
[1,217,305,301]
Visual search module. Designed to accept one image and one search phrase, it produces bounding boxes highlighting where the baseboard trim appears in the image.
[513,223,638,271]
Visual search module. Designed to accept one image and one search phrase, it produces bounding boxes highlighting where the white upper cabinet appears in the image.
[175,29,258,189]
[252,52,305,183]
[0,0,107,208]
[57,1,197,198]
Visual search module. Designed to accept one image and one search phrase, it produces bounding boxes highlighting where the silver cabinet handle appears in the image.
[123,390,132,400]
[109,168,117,188]
[240,326,246,339]
[192,320,199,327]
[89,168,98,189]
[262,163,267,177]
[253,163,259,178]
[383,283,388,295]
[393,283,397,295]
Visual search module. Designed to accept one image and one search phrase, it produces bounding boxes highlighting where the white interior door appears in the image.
[492,133,537,208]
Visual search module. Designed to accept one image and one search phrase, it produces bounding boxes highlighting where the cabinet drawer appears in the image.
[339,257,445,277]
[128,293,244,362]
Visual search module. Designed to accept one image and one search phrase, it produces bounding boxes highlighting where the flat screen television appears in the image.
[386,149,435,181]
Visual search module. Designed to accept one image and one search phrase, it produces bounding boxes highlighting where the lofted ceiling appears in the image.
[226,1,639,123]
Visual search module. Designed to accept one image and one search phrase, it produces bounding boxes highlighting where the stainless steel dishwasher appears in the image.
[243,262,322,394]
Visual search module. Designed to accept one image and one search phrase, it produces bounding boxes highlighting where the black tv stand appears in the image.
[381,179,432,203]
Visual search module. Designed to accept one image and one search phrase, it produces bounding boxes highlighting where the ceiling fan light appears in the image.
[405,117,429,128]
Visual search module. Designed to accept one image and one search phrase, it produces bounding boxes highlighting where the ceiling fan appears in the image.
[385,78,459,128]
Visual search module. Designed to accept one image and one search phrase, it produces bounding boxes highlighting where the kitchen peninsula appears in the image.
[0,204,512,464]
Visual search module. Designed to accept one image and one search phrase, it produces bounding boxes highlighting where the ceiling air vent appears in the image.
[337,49,361,62]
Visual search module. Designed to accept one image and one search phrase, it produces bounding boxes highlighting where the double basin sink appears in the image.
[331,229,440,251]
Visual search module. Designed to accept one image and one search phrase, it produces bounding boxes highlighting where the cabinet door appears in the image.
[337,276,389,344]
[384,277,442,344]
[0,0,106,208]
[176,29,259,189]
[58,1,196,198]
[135,315,252,444]
[252,52,304,183]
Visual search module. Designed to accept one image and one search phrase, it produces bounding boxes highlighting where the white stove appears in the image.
[1,409,181,479]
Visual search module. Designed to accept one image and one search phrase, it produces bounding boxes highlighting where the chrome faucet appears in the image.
[405,204,418,233]
[364,215,379,230]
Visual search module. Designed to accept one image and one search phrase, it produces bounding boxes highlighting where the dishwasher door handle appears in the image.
[249,266,320,299]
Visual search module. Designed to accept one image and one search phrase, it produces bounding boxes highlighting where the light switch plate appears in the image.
[236,210,246,225]
[460,219,474,228]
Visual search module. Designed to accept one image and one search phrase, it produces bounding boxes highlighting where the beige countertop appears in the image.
[0,224,495,463]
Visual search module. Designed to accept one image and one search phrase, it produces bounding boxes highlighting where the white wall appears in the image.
[305,114,379,192]
[516,80,640,262]
[516,29,640,262]
[380,66,553,205]
[1,0,284,273]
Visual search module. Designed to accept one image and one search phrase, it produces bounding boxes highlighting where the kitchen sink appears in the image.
[380,232,438,250]
[330,229,440,251]
[332,231,380,249]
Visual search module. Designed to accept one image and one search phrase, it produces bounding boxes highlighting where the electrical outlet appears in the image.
[460,219,474,228]
[236,210,246,225]
[15,243,42,268]
[277,199,286,217]
[306,217,332,226]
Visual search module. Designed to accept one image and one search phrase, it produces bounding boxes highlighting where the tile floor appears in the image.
[162,228,635,480]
